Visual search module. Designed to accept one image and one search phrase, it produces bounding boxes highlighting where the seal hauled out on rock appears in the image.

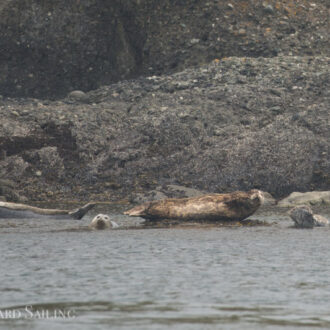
[289,205,329,228]
[89,214,119,230]
[0,201,96,219]
[124,189,264,222]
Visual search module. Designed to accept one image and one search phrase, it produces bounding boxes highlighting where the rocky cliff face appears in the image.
[0,1,329,202]
[0,0,145,98]
[0,56,329,201]
[0,0,328,98]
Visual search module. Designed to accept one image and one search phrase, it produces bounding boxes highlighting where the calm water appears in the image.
[1,205,330,329]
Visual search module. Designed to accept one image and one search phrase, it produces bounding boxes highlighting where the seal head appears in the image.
[89,214,119,230]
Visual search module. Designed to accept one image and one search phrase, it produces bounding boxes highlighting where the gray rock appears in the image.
[130,185,205,203]
[289,205,315,228]
[163,185,206,198]
[190,38,200,45]
[278,191,330,207]
[130,190,167,204]
[67,90,89,103]
[289,205,330,228]
[263,4,274,14]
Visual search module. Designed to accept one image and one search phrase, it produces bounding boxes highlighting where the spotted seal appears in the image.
[89,214,119,230]
[124,189,264,222]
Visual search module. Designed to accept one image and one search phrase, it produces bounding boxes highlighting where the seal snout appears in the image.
[96,218,107,230]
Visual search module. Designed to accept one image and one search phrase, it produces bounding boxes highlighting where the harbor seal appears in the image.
[124,189,264,222]
[289,205,329,228]
[89,214,119,230]
[0,201,95,219]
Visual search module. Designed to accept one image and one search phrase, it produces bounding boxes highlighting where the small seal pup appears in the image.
[89,214,119,230]
[289,205,329,228]
[124,189,264,222]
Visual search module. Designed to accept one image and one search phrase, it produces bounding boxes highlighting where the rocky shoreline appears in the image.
[0,1,329,203]
[0,56,329,203]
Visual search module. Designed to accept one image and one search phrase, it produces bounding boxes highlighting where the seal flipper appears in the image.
[69,203,96,219]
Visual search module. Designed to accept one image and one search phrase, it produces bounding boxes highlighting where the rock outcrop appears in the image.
[0,0,328,98]
[278,191,330,207]
[0,1,329,202]
[289,205,329,228]
[0,56,329,202]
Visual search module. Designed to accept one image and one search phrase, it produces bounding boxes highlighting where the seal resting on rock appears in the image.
[124,189,264,222]
[289,205,329,228]
[89,214,119,230]
[0,201,95,219]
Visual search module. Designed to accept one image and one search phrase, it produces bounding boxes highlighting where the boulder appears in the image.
[278,191,330,207]
[289,205,329,228]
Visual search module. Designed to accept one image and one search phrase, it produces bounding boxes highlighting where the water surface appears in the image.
[0,206,330,329]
